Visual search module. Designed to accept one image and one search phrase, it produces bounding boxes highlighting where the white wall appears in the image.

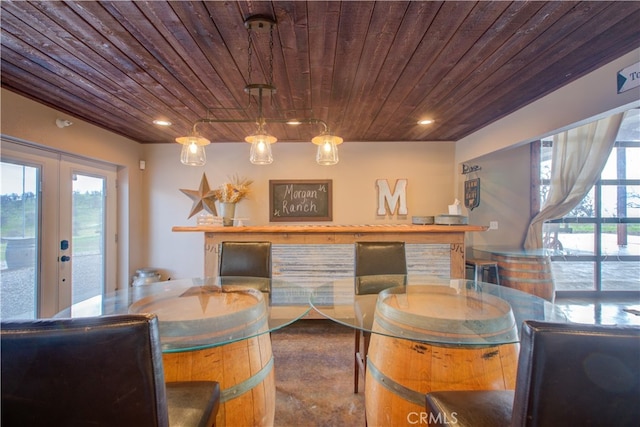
[463,144,532,252]
[143,141,456,279]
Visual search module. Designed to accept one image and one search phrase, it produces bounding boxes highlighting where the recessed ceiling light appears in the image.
[153,119,172,126]
[417,119,434,125]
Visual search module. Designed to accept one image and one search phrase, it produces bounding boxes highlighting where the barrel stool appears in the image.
[466,258,500,285]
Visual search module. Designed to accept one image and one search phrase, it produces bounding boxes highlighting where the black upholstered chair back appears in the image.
[1,314,170,426]
[353,241,408,394]
[512,320,640,426]
[354,241,407,295]
[1,314,220,427]
[426,321,640,427]
[219,241,272,279]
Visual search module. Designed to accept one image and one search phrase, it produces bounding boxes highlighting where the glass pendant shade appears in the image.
[312,133,343,165]
[316,140,339,165]
[175,132,210,166]
[245,130,276,165]
[180,141,207,166]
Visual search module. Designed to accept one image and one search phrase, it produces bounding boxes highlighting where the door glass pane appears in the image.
[549,221,596,291]
[72,174,105,304]
[601,185,640,218]
[625,147,640,179]
[602,261,640,291]
[0,161,39,319]
[601,146,640,180]
[567,187,596,218]
[553,261,595,291]
[547,223,595,255]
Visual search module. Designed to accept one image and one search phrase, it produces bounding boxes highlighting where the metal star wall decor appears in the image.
[180,173,218,218]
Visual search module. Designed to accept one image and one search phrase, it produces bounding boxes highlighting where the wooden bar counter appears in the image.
[172,224,487,279]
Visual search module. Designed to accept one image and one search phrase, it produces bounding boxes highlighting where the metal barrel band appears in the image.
[220,355,274,403]
[367,358,424,407]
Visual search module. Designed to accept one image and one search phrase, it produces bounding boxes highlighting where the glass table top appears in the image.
[56,276,311,352]
[309,275,567,345]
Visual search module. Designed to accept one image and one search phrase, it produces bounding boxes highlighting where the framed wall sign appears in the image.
[269,179,332,222]
[464,178,480,211]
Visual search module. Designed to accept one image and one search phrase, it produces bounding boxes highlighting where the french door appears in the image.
[0,140,116,319]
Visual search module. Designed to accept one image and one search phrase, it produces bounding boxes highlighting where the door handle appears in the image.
[60,255,71,262]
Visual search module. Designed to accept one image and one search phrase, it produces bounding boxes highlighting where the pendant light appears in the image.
[176,131,210,166]
[312,133,343,166]
[246,122,277,164]
[175,15,344,166]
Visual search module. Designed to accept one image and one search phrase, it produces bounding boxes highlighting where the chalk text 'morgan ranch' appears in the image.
[282,184,318,214]
[284,185,318,200]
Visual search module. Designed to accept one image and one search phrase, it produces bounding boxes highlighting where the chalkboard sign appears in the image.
[269,180,332,222]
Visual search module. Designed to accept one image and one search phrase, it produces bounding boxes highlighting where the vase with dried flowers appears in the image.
[214,175,253,226]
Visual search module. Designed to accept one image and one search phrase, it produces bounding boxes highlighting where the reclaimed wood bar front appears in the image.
[172,225,487,279]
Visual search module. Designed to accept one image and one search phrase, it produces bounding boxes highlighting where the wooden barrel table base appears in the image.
[365,287,519,426]
[163,334,275,427]
[493,253,555,301]
[130,287,276,427]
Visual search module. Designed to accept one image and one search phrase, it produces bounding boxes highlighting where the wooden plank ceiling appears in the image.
[1,1,639,145]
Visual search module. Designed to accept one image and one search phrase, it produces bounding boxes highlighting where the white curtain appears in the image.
[524,113,624,249]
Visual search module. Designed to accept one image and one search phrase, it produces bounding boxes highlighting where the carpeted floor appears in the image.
[272,319,366,427]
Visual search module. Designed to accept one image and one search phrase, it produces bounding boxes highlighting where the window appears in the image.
[537,109,639,293]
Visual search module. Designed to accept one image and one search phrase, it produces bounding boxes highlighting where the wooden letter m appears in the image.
[376,179,407,215]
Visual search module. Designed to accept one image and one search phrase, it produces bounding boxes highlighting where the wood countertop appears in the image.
[172,224,488,233]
